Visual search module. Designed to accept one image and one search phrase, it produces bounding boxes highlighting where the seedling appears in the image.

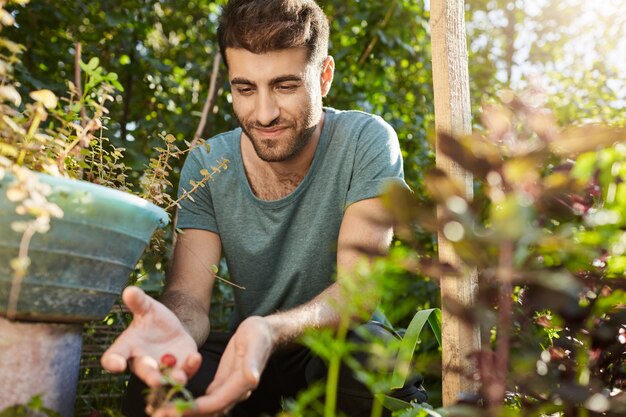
[144,354,196,416]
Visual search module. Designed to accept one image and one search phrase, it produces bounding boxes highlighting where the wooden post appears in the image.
[430,0,480,405]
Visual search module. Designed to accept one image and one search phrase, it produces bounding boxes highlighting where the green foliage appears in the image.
[384,92,626,416]
[0,395,62,417]
[0,2,219,415]
[466,0,625,126]
[285,258,440,417]
[391,308,441,390]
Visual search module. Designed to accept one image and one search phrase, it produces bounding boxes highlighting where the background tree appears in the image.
[466,0,625,124]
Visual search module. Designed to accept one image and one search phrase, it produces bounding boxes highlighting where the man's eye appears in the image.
[237,87,254,95]
[277,84,297,92]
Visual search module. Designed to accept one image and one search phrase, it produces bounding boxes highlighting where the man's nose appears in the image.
[255,92,280,126]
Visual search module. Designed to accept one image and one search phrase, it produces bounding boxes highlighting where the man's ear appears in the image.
[320,56,335,97]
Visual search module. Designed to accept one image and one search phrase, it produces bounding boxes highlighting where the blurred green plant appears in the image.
[276,256,441,417]
[0,395,61,417]
[380,90,626,416]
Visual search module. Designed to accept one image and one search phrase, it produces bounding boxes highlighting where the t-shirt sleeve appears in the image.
[345,115,408,207]
[176,149,219,233]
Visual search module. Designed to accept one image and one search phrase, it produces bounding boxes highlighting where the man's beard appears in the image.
[236,108,319,162]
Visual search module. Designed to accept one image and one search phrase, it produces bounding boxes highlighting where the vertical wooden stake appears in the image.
[430,0,480,405]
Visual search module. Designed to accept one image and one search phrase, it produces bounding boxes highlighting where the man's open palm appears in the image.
[100,286,201,388]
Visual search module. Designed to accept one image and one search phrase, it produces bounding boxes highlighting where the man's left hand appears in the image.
[153,316,276,416]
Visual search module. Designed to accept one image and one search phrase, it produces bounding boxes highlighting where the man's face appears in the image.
[226,47,331,162]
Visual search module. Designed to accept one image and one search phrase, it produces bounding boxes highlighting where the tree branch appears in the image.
[192,52,222,145]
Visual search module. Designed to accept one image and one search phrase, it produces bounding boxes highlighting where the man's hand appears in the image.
[101,286,202,388]
[153,316,276,417]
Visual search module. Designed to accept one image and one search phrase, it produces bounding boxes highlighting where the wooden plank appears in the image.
[429,0,481,406]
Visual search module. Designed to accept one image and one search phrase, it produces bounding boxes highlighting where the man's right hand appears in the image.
[100,286,202,388]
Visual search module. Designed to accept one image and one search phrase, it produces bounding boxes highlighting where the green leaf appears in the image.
[111,79,124,92]
[27,395,43,409]
[592,290,626,316]
[427,308,442,347]
[390,308,441,389]
[0,141,19,157]
[571,152,598,180]
[173,399,195,413]
[86,57,100,71]
[375,393,412,411]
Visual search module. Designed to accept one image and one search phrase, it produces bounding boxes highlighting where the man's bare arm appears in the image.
[161,228,222,346]
[262,197,393,345]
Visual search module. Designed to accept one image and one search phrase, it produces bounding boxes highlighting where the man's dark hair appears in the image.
[217,0,329,68]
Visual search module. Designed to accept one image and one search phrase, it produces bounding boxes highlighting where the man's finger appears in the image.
[100,350,129,373]
[101,338,132,373]
[183,352,203,378]
[132,355,163,388]
[197,372,256,414]
[239,390,252,402]
[122,286,152,317]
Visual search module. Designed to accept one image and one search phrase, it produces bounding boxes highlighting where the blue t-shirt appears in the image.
[177,107,406,327]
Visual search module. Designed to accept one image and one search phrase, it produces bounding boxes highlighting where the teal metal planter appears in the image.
[0,171,169,322]
[0,171,169,417]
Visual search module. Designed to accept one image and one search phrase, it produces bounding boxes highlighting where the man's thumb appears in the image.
[122,286,151,316]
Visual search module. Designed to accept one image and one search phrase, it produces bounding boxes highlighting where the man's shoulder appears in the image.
[188,128,241,161]
[326,107,383,123]
[325,107,396,145]
[325,107,393,133]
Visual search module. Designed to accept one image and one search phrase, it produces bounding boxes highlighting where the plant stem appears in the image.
[324,314,350,417]
[369,394,383,417]
[492,240,514,411]
[6,223,37,320]
[16,112,42,166]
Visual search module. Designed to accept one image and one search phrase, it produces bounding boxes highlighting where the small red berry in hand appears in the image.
[147,353,195,415]
[160,353,177,368]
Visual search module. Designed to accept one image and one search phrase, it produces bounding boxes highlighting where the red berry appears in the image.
[160,353,177,368]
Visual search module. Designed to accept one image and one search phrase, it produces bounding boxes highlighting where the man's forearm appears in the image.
[263,282,345,347]
[160,289,211,346]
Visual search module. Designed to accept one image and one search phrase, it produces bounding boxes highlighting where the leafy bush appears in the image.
[380,91,626,416]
